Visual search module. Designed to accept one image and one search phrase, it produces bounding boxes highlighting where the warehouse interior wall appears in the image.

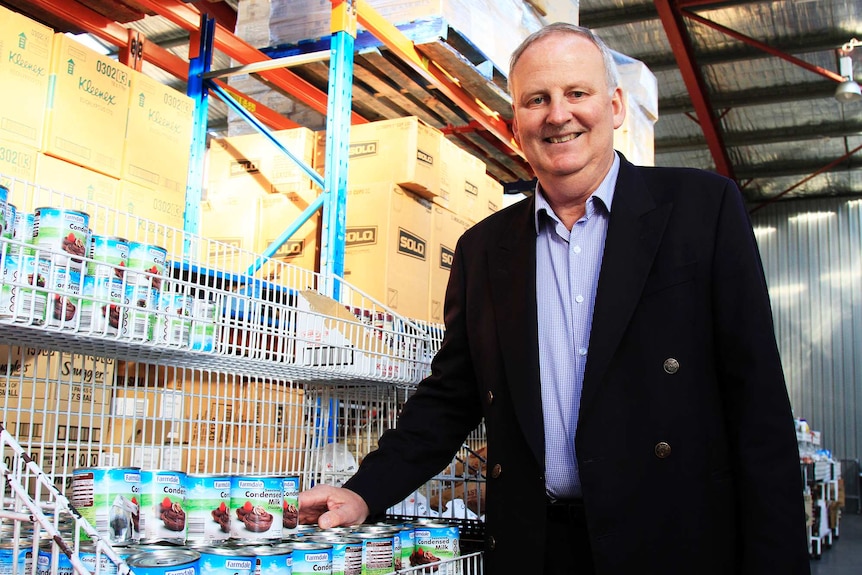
[751,197,862,463]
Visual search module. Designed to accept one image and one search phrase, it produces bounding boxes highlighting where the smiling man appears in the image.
[299,23,811,575]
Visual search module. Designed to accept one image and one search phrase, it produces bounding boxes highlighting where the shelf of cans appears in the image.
[0,178,444,387]
[2,423,482,575]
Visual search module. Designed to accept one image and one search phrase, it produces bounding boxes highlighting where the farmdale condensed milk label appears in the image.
[229,475,283,541]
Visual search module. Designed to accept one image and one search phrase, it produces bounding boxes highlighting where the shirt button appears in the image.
[578,348,587,356]
[487,390,494,405]
[575,295,584,303]
[655,442,672,459]
[491,464,502,478]
[573,245,582,254]
[663,358,680,374]
[487,536,496,550]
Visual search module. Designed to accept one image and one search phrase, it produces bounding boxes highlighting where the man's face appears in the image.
[510,33,625,189]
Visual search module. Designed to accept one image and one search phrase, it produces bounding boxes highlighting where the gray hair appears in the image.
[508,23,620,96]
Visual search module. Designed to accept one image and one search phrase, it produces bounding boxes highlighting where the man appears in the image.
[299,23,811,575]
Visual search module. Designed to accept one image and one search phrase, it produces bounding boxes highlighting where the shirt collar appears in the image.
[533,152,621,234]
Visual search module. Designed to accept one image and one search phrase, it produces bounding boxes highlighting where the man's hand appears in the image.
[298,484,370,529]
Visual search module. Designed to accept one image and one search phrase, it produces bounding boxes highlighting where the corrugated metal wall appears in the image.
[750,197,862,461]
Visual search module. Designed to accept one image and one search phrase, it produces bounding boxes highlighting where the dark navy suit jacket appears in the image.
[345,156,811,574]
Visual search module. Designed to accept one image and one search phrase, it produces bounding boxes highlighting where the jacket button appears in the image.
[663,358,680,374]
[655,442,672,459]
[487,536,496,550]
[491,464,502,478]
[487,390,494,404]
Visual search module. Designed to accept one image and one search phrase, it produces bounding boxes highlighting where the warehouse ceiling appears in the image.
[3,0,861,210]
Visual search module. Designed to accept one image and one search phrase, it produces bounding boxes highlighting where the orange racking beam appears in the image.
[133,0,366,125]
[27,0,188,78]
[350,0,523,160]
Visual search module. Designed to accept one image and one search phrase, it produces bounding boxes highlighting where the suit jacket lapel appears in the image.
[488,196,545,467]
[581,160,671,416]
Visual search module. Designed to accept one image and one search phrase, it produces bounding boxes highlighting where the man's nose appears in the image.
[546,98,570,125]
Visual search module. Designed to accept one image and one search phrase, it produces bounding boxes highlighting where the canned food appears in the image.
[192,545,255,575]
[125,549,199,575]
[351,529,395,575]
[411,522,460,574]
[155,285,192,347]
[230,476,284,542]
[33,207,90,269]
[306,536,362,575]
[185,474,231,544]
[127,241,167,291]
[0,541,34,575]
[139,470,188,544]
[122,284,157,340]
[88,235,129,279]
[289,541,332,575]
[44,266,82,329]
[189,298,216,351]
[11,209,34,252]
[282,476,300,533]
[0,252,47,322]
[80,275,123,334]
[0,185,8,237]
[38,541,125,575]
[70,467,141,544]
[1,200,15,240]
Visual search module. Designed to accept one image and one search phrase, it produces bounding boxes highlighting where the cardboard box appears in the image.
[0,7,52,149]
[234,380,306,448]
[429,206,470,322]
[5,401,107,444]
[344,182,431,320]
[200,190,261,273]
[43,33,132,178]
[115,180,185,254]
[123,70,194,193]
[207,127,319,198]
[257,192,319,272]
[478,173,503,222]
[32,153,119,235]
[0,345,113,413]
[0,139,38,205]
[348,117,442,200]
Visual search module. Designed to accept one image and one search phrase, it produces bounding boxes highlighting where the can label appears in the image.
[32,207,90,269]
[12,210,34,253]
[0,253,48,322]
[282,476,300,532]
[155,289,193,347]
[80,275,123,334]
[252,549,292,575]
[39,543,121,575]
[128,242,167,290]
[70,467,141,544]
[394,526,414,571]
[358,534,394,575]
[45,267,82,329]
[185,475,231,544]
[139,470,188,544]
[88,235,129,279]
[0,185,8,236]
[1,201,15,240]
[230,476,284,541]
[0,545,32,575]
[189,299,217,352]
[122,284,157,340]
[412,524,460,574]
[291,544,333,575]
[196,550,253,575]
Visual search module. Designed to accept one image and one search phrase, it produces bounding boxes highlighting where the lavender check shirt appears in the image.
[534,153,620,499]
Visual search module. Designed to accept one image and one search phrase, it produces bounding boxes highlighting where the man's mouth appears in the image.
[546,133,579,144]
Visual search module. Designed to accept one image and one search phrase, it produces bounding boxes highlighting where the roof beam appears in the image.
[657,121,862,152]
[654,0,734,178]
[658,83,838,115]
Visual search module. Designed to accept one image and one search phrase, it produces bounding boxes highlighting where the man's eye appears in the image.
[529,96,546,105]
[569,91,586,99]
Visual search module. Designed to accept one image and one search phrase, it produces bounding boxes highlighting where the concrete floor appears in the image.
[810,511,862,575]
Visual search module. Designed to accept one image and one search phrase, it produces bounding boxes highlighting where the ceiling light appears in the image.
[835,42,861,104]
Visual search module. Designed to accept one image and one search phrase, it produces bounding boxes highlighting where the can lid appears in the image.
[125,549,200,567]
